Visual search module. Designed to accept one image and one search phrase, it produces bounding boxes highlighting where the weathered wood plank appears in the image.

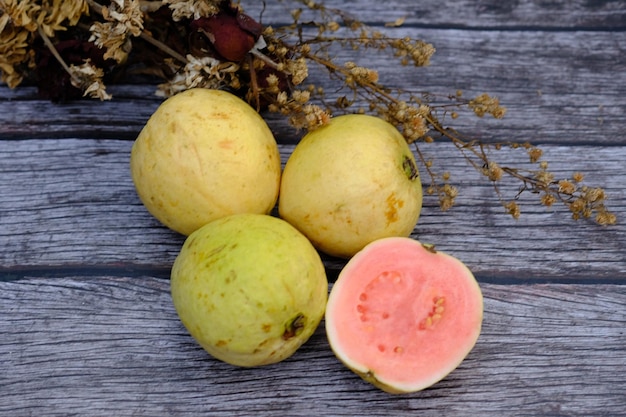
[1,138,624,281]
[242,0,626,29]
[0,276,624,417]
[2,28,625,145]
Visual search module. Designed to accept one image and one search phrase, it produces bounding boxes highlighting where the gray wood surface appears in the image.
[1,138,625,280]
[1,277,624,416]
[1,0,625,416]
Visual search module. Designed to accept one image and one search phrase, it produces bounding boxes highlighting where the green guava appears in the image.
[130,88,281,236]
[325,237,483,393]
[278,114,423,258]
[170,213,328,367]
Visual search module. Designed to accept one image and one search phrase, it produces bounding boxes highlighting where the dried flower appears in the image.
[469,93,507,118]
[528,146,543,163]
[69,59,111,100]
[505,201,521,219]
[572,172,584,183]
[0,19,32,87]
[39,0,89,37]
[0,0,615,225]
[0,0,39,31]
[558,179,576,195]
[164,0,221,21]
[157,54,240,96]
[484,161,504,181]
[89,0,143,63]
[541,193,557,207]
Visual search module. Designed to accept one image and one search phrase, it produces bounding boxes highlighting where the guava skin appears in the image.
[170,213,328,367]
[130,88,281,236]
[279,114,423,258]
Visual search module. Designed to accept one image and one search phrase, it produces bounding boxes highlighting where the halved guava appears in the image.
[325,237,483,394]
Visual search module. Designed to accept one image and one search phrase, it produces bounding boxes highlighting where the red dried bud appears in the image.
[236,12,263,38]
[191,10,262,62]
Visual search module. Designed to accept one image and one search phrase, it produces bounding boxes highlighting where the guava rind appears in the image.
[278,114,423,258]
[325,237,483,393]
[130,88,281,236]
[171,213,328,367]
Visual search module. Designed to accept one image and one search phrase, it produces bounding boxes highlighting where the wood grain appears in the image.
[242,0,626,29]
[1,276,624,417]
[2,27,625,145]
[1,138,624,281]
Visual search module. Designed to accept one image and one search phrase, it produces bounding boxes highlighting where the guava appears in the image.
[130,88,281,236]
[170,213,328,367]
[325,237,483,394]
[278,114,422,258]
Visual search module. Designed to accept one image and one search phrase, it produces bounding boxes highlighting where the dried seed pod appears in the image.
[191,7,263,62]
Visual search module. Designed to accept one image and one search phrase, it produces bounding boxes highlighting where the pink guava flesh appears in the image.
[325,237,483,393]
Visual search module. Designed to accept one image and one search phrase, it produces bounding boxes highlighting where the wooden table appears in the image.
[1,1,625,415]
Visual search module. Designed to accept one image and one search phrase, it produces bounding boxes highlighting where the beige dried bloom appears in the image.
[69,60,112,100]
[285,56,308,85]
[0,0,40,31]
[0,19,32,87]
[596,211,617,226]
[409,40,435,66]
[443,183,458,198]
[291,89,311,104]
[484,161,504,181]
[286,103,330,131]
[164,0,221,21]
[344,61,378,85]
[469,93,507,118]
[303,104,331,130]
[534,169,555,185]
[505,201,521,219]
[89,0,143,63]
[391,37,435,67]
[38,0,89,37]
[1,0,87,36]
[541,193,557,207]
[584,186,605,203]
[436,183,458,211]
[572,172,585,183]
[439,184,459,211]
[563,185,615,223]
[439,196,454,211]
[558,179,576,195]
[326,20,340,32]
[157,54,240,97]
[383,101,429,143]
[568,198,588,220]
[264,73,280,92]
[0,0,88,87]
[276,90,289,105]
[528,147,543,163]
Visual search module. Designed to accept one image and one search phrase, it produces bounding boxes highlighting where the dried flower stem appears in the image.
[36,25,81,86]
[138,31,188,64]
[85,0,187,64]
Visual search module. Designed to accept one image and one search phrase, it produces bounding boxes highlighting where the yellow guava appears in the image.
[279,114,423,258]
[170,213,328,367]
[130,88,281,236]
